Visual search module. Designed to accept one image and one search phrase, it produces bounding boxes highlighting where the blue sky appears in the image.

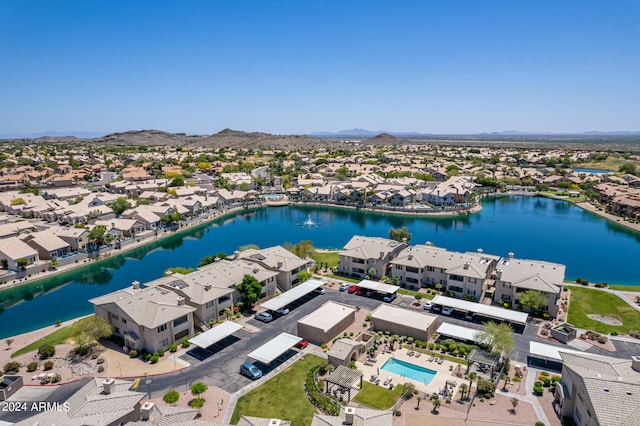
[1,0,639,136]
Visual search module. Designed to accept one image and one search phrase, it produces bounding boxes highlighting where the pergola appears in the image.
[467,349,500,377]
[324,365,363,402]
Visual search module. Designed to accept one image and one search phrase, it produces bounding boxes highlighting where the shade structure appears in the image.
[529,341,580,362]
[189,321,243,349]
[356,279,400,295]
[260,279,325,311]
[247,332,302,365]
[432,295,528,325]
[436,322,489,345]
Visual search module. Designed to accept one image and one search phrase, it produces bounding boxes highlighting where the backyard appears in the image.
[567,286,640,334]
[230,354,324,425]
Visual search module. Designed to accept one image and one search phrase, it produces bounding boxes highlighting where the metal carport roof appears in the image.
[260,279,325,311]
[436,322,489,345]
[247,332,302,365]
[189,321,244,349]
[432,295,529,325]
[356,279,400,294]
[529,341,580,362]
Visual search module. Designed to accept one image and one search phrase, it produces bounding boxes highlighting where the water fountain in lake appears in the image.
[303,214,317,226]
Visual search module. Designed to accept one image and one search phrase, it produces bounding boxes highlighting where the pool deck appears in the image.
[357,348,462,398]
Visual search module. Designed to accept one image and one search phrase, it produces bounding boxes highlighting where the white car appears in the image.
[442,306,453,316]
[314,287,326,295]
[275,307,290,315]
[339,283,349,292]
[423,301,433,310]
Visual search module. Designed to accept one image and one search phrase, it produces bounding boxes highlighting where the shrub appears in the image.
[551,375,562,383]
[321,343,328,350]
[144,353,152,361]
[96,357,105,364]
[189,397,205,409]
[535,422,545,426]
[43,360,54,371]
[543,378,551,387]
[394,410,402,416]
[3,362,21,374]
[27,361,38,372]
[181,338,190,348]
[38,343,56,359]
[191,381,208,396]
[158,349,165,357]
[97,365,104,373]
[169,343,178,352]
[129,349,138,358]
[163,389,180,405]
[365,315,371,322]
[362,322,368,327]
[539,371,549,377]
[513,376,521,383]
[150,355,159,364]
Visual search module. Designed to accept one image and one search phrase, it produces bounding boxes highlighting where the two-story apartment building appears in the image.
[556,351,640,426]
[338,236,408,280]
[493,253,565,317]
[390,245,499,299]
[90,281,196,353]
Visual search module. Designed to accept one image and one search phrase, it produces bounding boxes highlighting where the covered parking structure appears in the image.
[432,295,528,329]
[436,323,489,346]
[189,321,244,349]
[528,341,580,371]
[259,279,325,311]
[356,279,399,298]
[247,332,303,365]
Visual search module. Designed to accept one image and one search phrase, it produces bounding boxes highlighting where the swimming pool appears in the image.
[380,358,437,384]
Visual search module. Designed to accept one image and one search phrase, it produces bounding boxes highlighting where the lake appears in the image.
[1,196,639,339]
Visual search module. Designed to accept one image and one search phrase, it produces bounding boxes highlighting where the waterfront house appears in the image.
[21,230,70,260]
[338,235,407,279]
[95,218,146,238]
[52,226,90,251]
[90,282,196,353]
[0,236,40,270]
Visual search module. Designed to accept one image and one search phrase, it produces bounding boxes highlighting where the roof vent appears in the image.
[277,260,283,269]
[426,241,432,246]
[464,262,470,270]
[345,406,356,425]
[102,378,116,394]
[204,283,212,291]
[477,248,483,253]
[268,420,281,426]
[408,254,413,260]
[132,280,140,289]
[508,252,514,259]
[177,297,185,306]
[141,401,154,420]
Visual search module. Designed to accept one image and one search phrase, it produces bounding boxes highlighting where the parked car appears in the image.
[423,300,433,310]
[356,288,366,296]
[347,285,359,294]
[295,339,309,349]
[442,306,453,316]
[314,287,326,295]
[275,307,289,315]
[240,362,263,380]
[463,314,474,321]
[254,311,273,322]
[339,283,349,292]
[383,292,397,303]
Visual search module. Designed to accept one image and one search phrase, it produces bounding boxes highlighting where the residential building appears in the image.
[556,352,640,426]
[312,406,392,426]
[21,230,70,260]
[0,237,39,270]
[338,235,407,279]
[493,253,565,317]
[238,245,310,291]
[52,226,90,251]
[90,282,196,353]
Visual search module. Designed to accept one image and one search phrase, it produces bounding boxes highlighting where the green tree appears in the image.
[76,316,113,350]
[535,183,550,193]
[163,389,180,405]
[190,381,208,397]
[389,226,411,243]
[37,343,56,359]
[619,162,638,176]
[510,397,518,414]
[16,258,29,270]
[88,225,107,248]
[518,290,547,312]
[298,270,311,282]
[475,321,514,355]
[236,275,263,308]
[431,395,441,413]
[108,197,132,216]
[170,175,185,187]
[293,240,315,258]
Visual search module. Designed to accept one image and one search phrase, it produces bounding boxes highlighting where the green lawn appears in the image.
[12,316,93,358]
[352,381,405,409]
[397,288,435,300]
[325,274,360,283]
[230,354,324,425]
[309,251,340,268]
[567,286,640,334]
[608,284,640,292]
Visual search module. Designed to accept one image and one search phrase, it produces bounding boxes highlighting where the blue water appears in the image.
[381,358,437,384]
[1,196,640,339]
[573,168,612,175]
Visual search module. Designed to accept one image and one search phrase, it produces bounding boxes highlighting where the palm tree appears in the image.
[431,395,441,413]
[510,397,518,414]
[459,383,468,401]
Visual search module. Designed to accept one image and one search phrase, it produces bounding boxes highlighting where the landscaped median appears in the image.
[567,285,640,334]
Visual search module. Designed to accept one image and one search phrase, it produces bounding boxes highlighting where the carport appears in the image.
[356,279,399,297]
[436,323,489,345]
[528,341,579,371]
[189,321,244,349]
[259,279,326,311]
[432,295,528,326]
[247,332,303,365]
